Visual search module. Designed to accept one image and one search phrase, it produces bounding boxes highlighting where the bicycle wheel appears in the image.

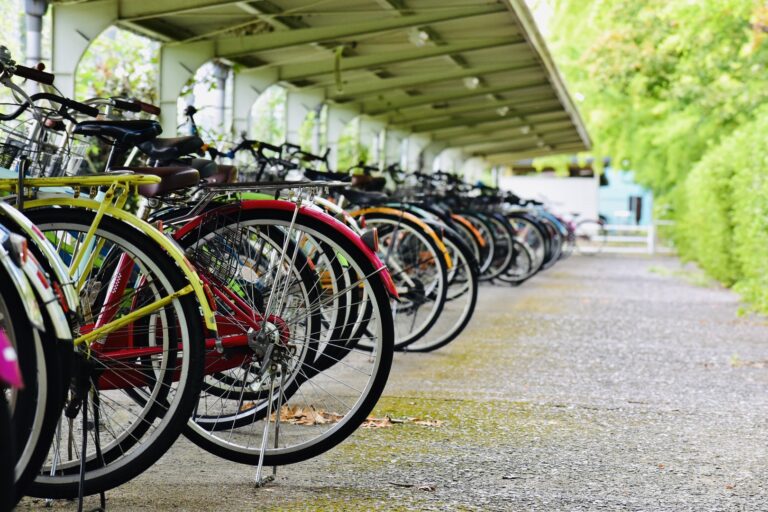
[400,227,478,352]
[498,239,536,286]
[506,213,546,274]
[458,212,495,276]
[575,219,607,255]
[23,208,205,499]
[177,206,394,466]
[0,392,12,511]
[0,268,62,506]
[359,211,448,349]
[479,213,515,282]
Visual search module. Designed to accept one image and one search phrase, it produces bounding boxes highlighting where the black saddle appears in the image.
[73,120,161,147]
[342,188,388,206]
[138,136,204,161]
[303,168,352,182]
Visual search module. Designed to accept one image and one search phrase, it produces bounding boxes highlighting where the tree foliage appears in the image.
[250,85,286,145]
[547,0,768,194]
[545,0,768,308]
[76,27,159,104]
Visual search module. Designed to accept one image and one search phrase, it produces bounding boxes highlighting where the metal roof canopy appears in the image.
[49,0,591,170]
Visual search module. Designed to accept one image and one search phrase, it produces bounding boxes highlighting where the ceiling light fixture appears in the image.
[464,76,481,89]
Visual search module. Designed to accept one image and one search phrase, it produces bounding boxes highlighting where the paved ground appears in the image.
[22,255,768,511]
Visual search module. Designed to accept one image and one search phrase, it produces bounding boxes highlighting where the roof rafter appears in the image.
[324,62,540,101]
[387,97,558,125]
[364,82,552,116]
[273,38,526,81]
[409,101,559,132]
[211,4,506,57]
[429,111,570,139]
[443,120,576,146]
[460,129,582,152]
[483,142,586,161]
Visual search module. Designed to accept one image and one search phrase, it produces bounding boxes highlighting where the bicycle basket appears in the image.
[187,215,246,285]
[0,121,88,178]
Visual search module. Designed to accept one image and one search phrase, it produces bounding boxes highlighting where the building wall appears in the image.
[499,174,599,220]
[599,167,654,225]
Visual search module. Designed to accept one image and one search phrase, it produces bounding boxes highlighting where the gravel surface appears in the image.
[20,255,768,511]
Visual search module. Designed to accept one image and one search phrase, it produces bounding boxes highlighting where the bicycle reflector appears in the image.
[361,227,379,253]
[5,232,29,267]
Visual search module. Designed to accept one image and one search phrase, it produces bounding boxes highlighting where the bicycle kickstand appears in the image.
[254,364,282,487]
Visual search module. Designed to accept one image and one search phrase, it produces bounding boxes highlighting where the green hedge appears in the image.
[679,105,768,310]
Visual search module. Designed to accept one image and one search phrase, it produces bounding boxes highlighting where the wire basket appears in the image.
[186,213,247,285]
[0,120,89,178]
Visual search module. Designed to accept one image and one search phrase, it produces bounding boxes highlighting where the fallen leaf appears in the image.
[658,464,665,470]
[412,419,443,427]
[269,405,344,426]
[725,484,735,490]
[362,416,393,428]
[240,402,257,412]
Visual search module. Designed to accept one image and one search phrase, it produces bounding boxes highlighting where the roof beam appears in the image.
[443,121,576,146]
[274,38,525,81]
[429,111,570,139]
[409,100,559,132]
[388,98,558,125]
[484,142,587,161]
[459,129,582,152]
[364,82,552,116]
[473,137,584,155]
[324,63,540,101]
[212,4,506,57]
[119,0,246,21]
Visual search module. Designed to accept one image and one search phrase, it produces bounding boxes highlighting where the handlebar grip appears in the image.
[30,92,99,118]
[111,98,142,113]
[13,64,55,85]
[62,98,99,118]
[135,101,161,116]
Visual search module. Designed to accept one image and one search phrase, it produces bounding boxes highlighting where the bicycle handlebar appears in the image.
[31,92,99,118]
[12,64,55,85]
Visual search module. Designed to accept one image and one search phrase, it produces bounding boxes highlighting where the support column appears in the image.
[326,104,357,169]
[406,133,431,172]
[25,0,48,71]
[211,61,229,132]
[422,141,449,172]
[359,116,386,166]
[383,128,407,168]
[51,0,117,98]
[285,89,324,146]
[158,41,214,134]
[460,157,488,183]
[231,68,278,136]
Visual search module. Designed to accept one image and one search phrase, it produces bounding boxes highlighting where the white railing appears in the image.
[599,221,674,255]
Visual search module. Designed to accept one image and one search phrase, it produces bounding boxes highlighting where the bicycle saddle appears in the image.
[178,158,236,183]
[73,119,162,147]
[342,188,388,207]
[303,168,351,182]
[186,158,218,178]
[137,136,204,161]
[203,164,236,184]
[111,166,200,197]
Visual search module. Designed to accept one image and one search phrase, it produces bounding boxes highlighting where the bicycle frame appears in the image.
[0,175,218,345]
